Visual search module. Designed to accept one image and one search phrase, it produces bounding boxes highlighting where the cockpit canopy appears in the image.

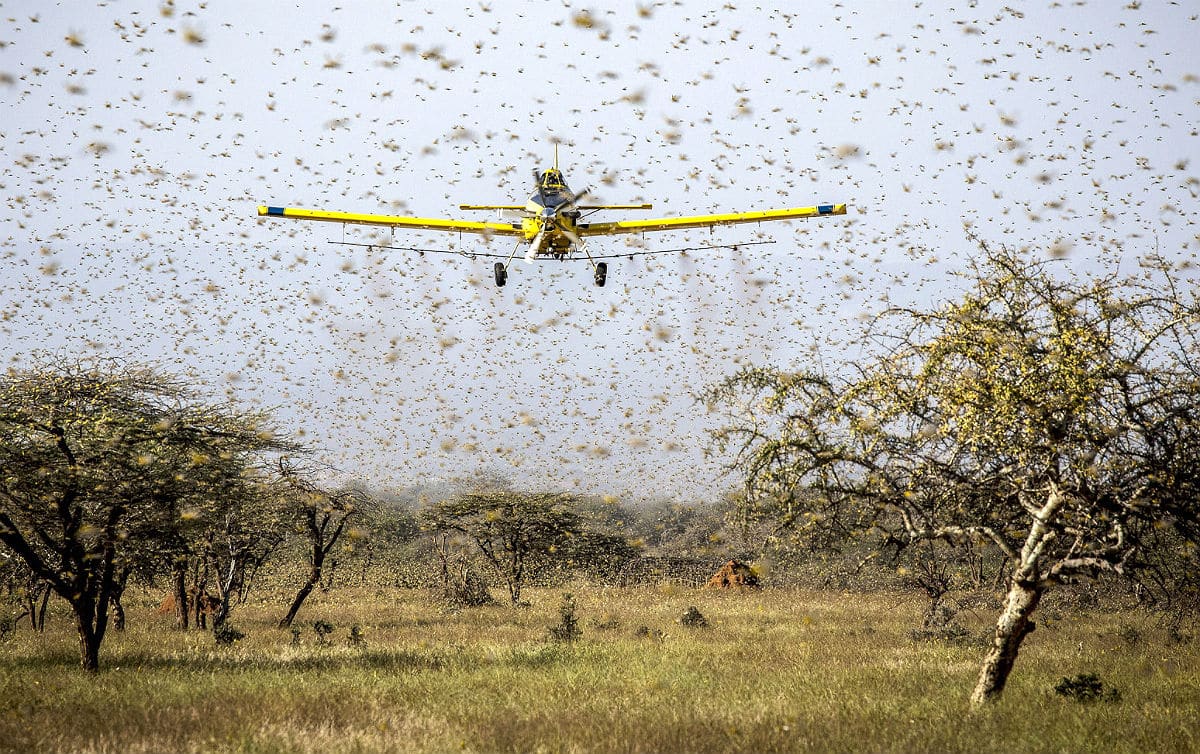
[538,169,566,189]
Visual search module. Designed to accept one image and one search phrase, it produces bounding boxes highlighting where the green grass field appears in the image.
[1,585,1196,753]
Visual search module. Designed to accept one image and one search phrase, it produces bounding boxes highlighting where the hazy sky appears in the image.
[2,1,1197,501]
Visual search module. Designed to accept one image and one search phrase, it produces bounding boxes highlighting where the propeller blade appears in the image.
[562,228,584,250]
[525,228,546,264]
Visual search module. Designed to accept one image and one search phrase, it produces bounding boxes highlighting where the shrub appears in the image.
[442,559,497,609]
[680,606,709,628]
[1115,623,1143,647]
[1054,673,1121,703]
[214,624,245,646]
[547,593,582,643]
[312,619,334,645]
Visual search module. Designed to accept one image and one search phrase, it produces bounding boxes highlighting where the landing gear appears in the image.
[494,262,507,287]
[593,261,607,287]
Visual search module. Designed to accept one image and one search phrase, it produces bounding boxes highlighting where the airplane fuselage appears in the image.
[521,168,586,257]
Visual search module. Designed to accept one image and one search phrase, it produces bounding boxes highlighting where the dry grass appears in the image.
[0,585,1196,753]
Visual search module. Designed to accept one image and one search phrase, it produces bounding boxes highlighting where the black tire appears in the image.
[494,262,507,287]
[594,261,607,287]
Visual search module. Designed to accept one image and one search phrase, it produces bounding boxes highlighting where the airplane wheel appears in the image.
[494,262,507,287]
[594,262,607,287]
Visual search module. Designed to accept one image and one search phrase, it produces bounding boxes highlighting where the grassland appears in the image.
[0,585,1196,753]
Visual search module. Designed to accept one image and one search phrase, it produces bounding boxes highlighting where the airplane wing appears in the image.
[577,203,846,236]
[257,205,523,236]
[578,203,654,211]
[456,203,653,211]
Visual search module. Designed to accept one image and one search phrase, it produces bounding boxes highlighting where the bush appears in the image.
[547,593,582,643]
[680,606,709,628]
[1054,673,1121,703]
[214,624,245,646]
[312,619,334,645]
[442,559,497,609]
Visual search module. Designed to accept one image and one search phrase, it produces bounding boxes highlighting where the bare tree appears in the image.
[705,243,1200,707]
[276,460,374,628]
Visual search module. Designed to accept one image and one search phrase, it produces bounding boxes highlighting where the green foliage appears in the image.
[547,592,582,643]
[1054,673,1121,703]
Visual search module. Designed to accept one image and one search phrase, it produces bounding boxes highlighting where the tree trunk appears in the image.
[279,562,322,629]
[172,560,189,630]
[111,598,126,632]
[211,554,239,630]
[72,598,101,673]
[35,587,50,631]
[111,568,130,631]
[970,577,1044,707]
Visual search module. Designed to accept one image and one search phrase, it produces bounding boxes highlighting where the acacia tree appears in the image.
[276,460,374,628]
[705,243,1200,707]
[191,477,291,633]
[421,490,585,605]
[0,360,291,671]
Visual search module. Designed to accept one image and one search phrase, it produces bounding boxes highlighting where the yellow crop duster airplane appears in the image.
[257,149,847,287]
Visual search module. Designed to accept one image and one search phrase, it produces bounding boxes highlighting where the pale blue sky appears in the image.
[2,1,1197,500]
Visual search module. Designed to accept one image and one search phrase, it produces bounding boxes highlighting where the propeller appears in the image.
[525,226,547,264]
[524,163,590,262]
